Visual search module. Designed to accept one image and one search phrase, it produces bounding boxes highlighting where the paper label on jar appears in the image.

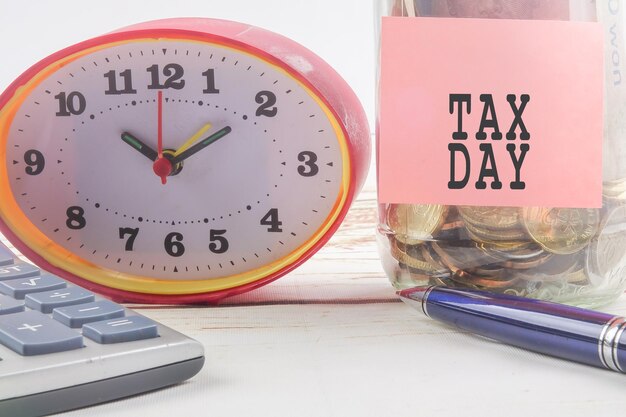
[378,17,604,207]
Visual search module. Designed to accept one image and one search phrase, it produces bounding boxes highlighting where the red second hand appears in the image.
[153,90,172,184]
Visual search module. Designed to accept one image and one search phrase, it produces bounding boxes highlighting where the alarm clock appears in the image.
[0,18,370,303]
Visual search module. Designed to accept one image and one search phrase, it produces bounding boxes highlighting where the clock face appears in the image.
[0,35,350,295]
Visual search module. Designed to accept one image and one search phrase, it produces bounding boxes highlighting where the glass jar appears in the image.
[376,0,626,308]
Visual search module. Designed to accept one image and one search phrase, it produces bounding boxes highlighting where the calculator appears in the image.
[0,242,205,417]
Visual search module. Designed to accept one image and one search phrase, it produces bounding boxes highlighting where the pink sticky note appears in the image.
[378,17,604,208]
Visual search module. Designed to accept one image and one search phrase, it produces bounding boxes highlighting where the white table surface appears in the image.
[38,161,625,417]
[2,1,626,416]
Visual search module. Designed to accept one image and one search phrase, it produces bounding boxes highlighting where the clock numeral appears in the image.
[255,91,278,117]
[66,206,86,230]
[164,232,185,257]
[119,227,139,251]
[297,151,319,177]
[202,68,220,94]
[55,91,86,116]
[24,149,45,175]
[260,208,283,232]
[104,69,137,95]
[209,229,229,254]
[147,64,185,90]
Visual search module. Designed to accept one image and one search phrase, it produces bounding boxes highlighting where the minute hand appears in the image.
[172,126,232,164]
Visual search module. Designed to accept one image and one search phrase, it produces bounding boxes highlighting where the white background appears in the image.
[0,0,377,130]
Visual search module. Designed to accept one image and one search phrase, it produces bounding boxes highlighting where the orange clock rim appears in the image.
[0,27,356,302]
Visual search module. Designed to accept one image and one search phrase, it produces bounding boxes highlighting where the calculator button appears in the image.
[0,246,14,266]
[53,300,125,328]
[0,295,25,315]
[0,310,83,356]
[25,287,95,314]
[0,263,40,280]
[0,274,66,299]
[83,316,158,344]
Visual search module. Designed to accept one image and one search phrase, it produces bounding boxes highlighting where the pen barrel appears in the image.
[423,287,626,370]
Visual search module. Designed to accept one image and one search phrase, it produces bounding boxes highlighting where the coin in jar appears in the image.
[387,204,447,244]
[585,205,626,287]
[458,206,521,230]
[521,207,600,255]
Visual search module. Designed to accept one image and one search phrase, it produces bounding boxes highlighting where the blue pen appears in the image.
[398,285,626,372]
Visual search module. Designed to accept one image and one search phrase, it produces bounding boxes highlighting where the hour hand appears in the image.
[121,132,158,161]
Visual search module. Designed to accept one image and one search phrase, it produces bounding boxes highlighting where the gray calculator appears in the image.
[0,243,205,417]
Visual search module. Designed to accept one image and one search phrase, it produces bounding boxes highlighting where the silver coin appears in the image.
[585,205,626,287]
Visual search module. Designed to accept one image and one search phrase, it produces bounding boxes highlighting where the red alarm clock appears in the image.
[0,18,370,303]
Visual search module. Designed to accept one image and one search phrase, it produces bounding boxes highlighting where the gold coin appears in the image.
[500,253,553,270]
[521,207,600,255]
[464,221,529,243]
[515,254,580,282]
[431,241,501,272]
[451,270,518,289]
[458,206,521,230]
[387,204,447,244]
[390,240,447,274]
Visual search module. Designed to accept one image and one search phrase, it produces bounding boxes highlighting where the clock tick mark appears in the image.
[45,90,51,94]
[221,57,226,62]
[56,81,63,85]
[53,228,59,233]
[260,72,265,77]
[273,80,278,84]
[291,232,297,236]
[286,90,292,94]
[67,237,72,242]
[254,253,259,258]
[17,129,23,133]
[266,248,272,253]
[105,57,110,63]
[79,244,84,248]
[89,114,95,120]
[81,66,86,72]
[92,61,98,67]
